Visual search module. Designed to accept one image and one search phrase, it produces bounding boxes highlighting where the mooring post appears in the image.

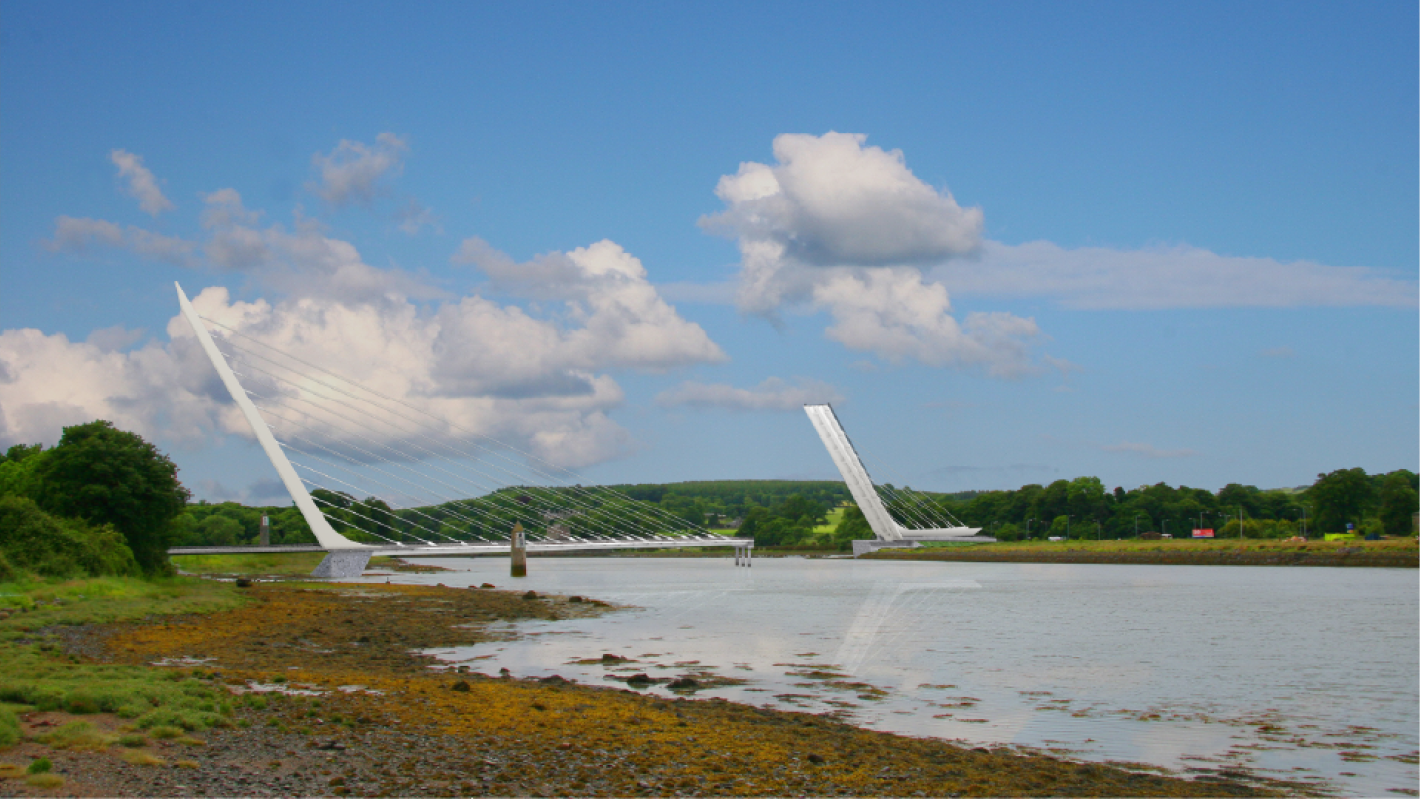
[510,522,527,577]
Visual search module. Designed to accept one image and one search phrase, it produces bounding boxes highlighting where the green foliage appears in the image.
[0,704,19,748]
[0,496,138,578]
[1378,472,1419,536]
[26,756,51,774]
[830,506,873,549]
[0,576,245,739]
[1046,515,1070,539]
[1308,468,1374,533]
[30,421,190,574]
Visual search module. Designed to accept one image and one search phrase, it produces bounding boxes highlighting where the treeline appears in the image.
[174,479,854,547]
[0,421,189,578]
[936,469,1418,540]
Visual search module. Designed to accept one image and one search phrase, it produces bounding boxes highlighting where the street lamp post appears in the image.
[1026,518,1037,539]
[1066,515,1072,540]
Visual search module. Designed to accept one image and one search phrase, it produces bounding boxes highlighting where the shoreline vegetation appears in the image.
[0,569,1295,797]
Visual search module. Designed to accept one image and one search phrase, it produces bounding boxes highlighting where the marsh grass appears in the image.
[171,552,326,575]
[120,749,164,766]
[38,720,110,750]
[0,576,246,735]
[24,772,64,788]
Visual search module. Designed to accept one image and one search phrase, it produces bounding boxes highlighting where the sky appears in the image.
[1,0,1416,505]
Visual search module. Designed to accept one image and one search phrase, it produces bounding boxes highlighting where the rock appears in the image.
[235,578,252,588]
[450,681,471,692]
[539,675,570,685]
[480,583,495,589]
[317,741,347,751]
[807,753,825,764]
[667,677,699,690]
[568,595,584,603]
[624,673,654,685]
[600,653,628,663]
[522,590,538,600]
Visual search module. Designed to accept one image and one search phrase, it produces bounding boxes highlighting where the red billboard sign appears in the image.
[1191,528,1215,538]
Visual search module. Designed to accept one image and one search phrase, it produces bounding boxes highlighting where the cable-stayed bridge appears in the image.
[168,284,987,577]
[170,284,753,577]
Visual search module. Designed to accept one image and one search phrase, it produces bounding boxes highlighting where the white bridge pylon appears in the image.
[803,404,987,554]
[175,283,751,577]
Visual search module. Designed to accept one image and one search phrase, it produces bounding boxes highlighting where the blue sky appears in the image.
[2,0,1415,503]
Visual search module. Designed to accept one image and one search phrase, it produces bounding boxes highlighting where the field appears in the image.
[869,536,1418,568]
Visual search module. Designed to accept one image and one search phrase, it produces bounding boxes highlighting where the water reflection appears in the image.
[357,556,1418,796]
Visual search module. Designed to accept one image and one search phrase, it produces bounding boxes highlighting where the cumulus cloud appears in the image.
[110,149,174,216]
[1101,441,1198,459]
[0,325,239,451]
[702,132,1039,377]
[812,269,1040,376]
[307,132,408,206]
[655,377,843,411]
[930,240,1418,309]
[701,132,982,268]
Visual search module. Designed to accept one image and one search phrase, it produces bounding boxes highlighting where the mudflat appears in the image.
[3,581,1284,797]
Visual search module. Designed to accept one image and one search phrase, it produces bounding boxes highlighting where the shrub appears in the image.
[26,756,52,774]
[0,704,19,748]
[0,496,138,578]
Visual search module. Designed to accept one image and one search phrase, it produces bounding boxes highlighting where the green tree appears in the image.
[1046,515,1070,538]
[1307,468,1374,533]
[831,505,873,550]
[29,420,190,574]
[1378,472,1419,536]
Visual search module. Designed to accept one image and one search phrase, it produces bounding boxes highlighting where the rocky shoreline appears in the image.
[2,581,1287,797]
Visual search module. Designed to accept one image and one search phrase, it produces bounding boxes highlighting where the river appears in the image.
[356,556,1418,796]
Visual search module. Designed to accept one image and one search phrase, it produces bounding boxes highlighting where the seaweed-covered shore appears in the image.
[3,581,1285,797]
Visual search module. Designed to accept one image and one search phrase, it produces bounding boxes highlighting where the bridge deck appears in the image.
[169,538,753,557]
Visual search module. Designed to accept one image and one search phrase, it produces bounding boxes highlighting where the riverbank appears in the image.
[863,537,1418,568]
[0,576,1289,797]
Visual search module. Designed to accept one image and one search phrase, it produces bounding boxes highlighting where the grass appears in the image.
[38,720,109,750]
[24,772,64,788]
[120,749,164,766]
[0,575,247,734]
[913,537,1418,553]
[171,552,327,575]
[812,507,846,537]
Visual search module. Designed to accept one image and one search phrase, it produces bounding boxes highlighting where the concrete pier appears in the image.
[510,523,527,577]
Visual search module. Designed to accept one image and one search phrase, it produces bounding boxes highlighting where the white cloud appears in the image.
[701,132,982,267]
[655,377,843,411]
[45,216,197,266]
[702,133,1039,377]
[200,189,262,229]
[0,326,237,450]
[813,269,1040,377]
[1102,441,1198,459]
[110,149,174,216]
[307,132,408,206]
[931,240,1418,309]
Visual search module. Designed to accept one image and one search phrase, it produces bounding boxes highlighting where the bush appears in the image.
[0,705,19,748]
[0,496,138,578]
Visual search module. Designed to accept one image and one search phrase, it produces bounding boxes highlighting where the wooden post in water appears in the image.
[510,522,527,577]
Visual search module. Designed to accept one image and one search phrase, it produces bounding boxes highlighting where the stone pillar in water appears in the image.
[510,522,527,577]
[259,514,270,547]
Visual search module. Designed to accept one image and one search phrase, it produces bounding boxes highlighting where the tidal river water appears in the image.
[360,557,1418,796]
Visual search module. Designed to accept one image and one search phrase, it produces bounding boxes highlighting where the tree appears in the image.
[1307,468,1374,533]
[30,420,190,574]
[1378,472,1419,536]
[1046,515,1070,538]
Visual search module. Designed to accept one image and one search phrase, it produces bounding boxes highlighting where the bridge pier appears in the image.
[510,523,527,577]
[311,549,373,579]
[734,543,753,567]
